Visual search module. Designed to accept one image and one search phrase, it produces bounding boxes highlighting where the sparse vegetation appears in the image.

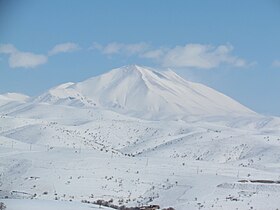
[0,202,6,210]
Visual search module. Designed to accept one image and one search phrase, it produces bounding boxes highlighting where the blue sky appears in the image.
[0,0,280,116]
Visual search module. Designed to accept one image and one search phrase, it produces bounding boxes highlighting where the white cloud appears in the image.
[102,42,123,54]
[9,52,48,68]
[123,43,149,54]
[48,42,80,56]
[92,42,149,55]
[0,44,17,54]
[161,44,246,69]
[0,42,248,70]
[141,49,165,59]
[92,42,248,69]
[0,44,48,68]
[0,42,81,69]
[272,60,280,68]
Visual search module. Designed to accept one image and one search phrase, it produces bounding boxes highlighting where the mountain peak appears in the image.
[33,65,254,120]
[115,64,154,74]
[122,64,142,69]
[113,65,179,81]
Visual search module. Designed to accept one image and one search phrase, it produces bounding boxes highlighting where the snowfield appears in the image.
[0,199,112,210]
[1,65,280,209]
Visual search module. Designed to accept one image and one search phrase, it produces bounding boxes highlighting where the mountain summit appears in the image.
[34,65,254,119]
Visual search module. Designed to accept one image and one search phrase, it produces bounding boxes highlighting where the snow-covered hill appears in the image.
[33,65,254,120]
[1,65,280,210]
[0,93,29,106]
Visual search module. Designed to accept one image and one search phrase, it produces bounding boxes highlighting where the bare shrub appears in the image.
[0,202,6,210]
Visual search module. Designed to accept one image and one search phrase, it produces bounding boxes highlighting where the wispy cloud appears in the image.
[0,44,17,54]
[9,52,48,68]
[92,42,248,69]
[91,42,149,55]
[0,42,80,69]
[160,44,247,69]
[0,44,48,68]
[272,60,280,68]
[48,42,80,56]
[141,48,166,60]
[1,41,249,70]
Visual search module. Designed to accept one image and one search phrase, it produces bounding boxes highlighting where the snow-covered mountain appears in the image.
[1,65,280,210]
[33,65,254,120]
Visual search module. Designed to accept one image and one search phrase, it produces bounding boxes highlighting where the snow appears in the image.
[0,93,29,107]
[1,93,29,102]
[0,65,280,209]
[0,199,112,210]
[33,65,254,120]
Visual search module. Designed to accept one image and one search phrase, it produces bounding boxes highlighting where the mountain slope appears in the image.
[33,82,97,107]
[33,65,254,119]
[0,92,29,109]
